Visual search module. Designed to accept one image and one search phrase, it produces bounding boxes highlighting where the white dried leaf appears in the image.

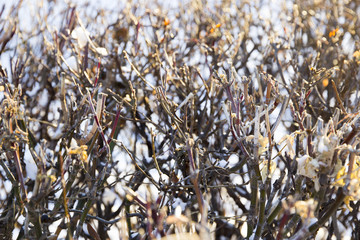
[317,136,329,153]
[95,47,108,56]
[71,26,89,48]
[297,155,320,191]
[63,56,78,72]
[297,155,318,179]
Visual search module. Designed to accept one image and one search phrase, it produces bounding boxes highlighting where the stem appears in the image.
[186,136,204,215]
[248,106,262,237]
[74,198,94,239]
[267,202,282,225]
[254,182,266,239]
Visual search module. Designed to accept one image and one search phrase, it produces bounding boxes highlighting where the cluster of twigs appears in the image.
[1,0,360,239]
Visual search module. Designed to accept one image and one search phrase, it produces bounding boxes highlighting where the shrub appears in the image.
[0,0,360,239]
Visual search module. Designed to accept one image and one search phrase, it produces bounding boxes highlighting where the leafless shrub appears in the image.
[0,0,360,239]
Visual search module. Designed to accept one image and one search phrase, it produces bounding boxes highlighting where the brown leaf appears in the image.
[86,223,101,240]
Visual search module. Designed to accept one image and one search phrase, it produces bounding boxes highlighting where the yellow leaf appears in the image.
[334,166,346,187]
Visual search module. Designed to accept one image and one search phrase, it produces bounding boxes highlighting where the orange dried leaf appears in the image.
[329,28,339,38]
[164,18,170,26]
[322,78,329,87]
[353,50,360,60]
